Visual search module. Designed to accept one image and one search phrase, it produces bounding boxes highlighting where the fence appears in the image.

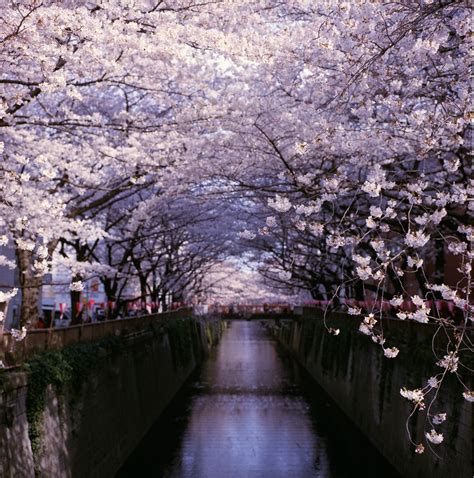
[1,307,193,366]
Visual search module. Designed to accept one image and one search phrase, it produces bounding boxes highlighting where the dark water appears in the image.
[117,321,399,478]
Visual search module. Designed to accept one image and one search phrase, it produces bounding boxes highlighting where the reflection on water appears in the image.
[117,321,399,478]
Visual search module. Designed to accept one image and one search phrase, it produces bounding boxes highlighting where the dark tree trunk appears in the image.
[160,291,168,312]
[70,273,83,325]
[139,274,147,309]
[17,249,42,328]
[102,277,118,319]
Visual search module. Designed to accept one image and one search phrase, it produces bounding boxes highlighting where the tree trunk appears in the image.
[139,274,147,308]
[17,249,42,328]
[70,273,83,325]
[150,289,159,314]
[160,291,168,312]
[70,243,90,325]
[102,277,118,319]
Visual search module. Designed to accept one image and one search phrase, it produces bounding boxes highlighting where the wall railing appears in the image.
[1,307,193,366]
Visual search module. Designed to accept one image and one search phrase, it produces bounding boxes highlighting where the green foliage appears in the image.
[23,336,122,465]
[20,317,210,471]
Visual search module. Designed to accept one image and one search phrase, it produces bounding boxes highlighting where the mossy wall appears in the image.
[272,310,471,478]
[0,317,222,478]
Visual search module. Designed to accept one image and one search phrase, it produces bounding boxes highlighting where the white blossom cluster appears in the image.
[268,195,292,213]
[69,281,85,292]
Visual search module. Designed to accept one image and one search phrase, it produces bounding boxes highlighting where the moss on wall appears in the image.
[0,316,225,478]
[21,316,201,471]
[23,336,123,467]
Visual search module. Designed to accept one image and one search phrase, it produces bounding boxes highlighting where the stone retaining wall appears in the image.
[0,317,223,478]
[272,309,472,478]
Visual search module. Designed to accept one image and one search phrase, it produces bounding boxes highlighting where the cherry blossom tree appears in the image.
[0,0,256,325]
[219,0,473,452]
[0,0,471,453]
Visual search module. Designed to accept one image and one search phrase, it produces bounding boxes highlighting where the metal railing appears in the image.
[1,307,193,366]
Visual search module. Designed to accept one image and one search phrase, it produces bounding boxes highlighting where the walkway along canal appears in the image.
[118,320,399,477]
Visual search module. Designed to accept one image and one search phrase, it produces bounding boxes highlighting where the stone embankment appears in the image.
[271,308,472,478]
[0,313,223,478]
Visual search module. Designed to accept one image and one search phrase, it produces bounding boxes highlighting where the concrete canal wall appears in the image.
[273,309,472,478]
[0,316,223,478]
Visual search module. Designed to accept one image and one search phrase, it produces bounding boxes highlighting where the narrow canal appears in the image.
[118,320,399,478]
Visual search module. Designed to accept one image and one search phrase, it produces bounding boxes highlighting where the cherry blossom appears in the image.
[462,391,474,402]
[432,413,446,425]
[383,347,399,359]
[400,388,424,405]
[425,430,444,445]
[69,281,85,292]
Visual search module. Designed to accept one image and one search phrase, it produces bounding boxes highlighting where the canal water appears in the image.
[117,320,399,478]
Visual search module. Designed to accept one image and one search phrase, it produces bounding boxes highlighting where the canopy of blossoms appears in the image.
[0,0,472,453]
